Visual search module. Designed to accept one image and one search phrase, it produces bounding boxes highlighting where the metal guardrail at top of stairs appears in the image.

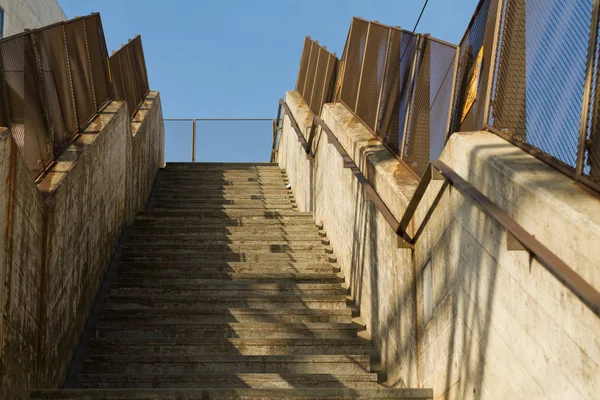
[271,98,600,318]
[164,118,275,163]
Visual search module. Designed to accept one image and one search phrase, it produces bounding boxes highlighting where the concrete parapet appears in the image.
[278,90,600,399]
[0,91,164,391]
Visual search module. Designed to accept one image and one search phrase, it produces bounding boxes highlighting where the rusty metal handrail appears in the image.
[313,115,600,317]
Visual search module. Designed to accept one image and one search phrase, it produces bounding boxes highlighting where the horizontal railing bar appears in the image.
[312,115,600,317]
[426,36,460,48]
[164,118,274,121]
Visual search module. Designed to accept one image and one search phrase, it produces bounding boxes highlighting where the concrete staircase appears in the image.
[30,163,432,399]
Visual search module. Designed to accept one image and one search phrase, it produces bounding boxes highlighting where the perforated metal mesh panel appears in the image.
[587,19,600,182]
[0,14,112,179]
[404,38,458,177]
[489,0,595,171]
[379,31,418,153]
[340,18,369,111]
[450,0,490,133]
[109,36,150,118]
[293,37,339,116]
[356,23,389,130]
[296,37,312,98]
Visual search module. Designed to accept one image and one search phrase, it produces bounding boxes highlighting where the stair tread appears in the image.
[30,388,434,399]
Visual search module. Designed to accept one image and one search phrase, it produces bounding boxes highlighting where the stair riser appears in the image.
[81,362,369,375]
[88,344,368,356]
[124,238,326,245]
[109,289,347,297]
[120,255,335,262]
[113,276,343,284]
[123,244,328,252]
[116,268,340,276]
[96,330,357,340]
[103,299,347,310]
[73,376,378,389]
[100,315,352,324]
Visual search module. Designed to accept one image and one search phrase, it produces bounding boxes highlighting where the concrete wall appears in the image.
[0,91,164,395]
[126,92,164,222]
[0,0,66,38]
[278,90,600,399]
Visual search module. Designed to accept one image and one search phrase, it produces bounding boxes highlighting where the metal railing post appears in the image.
[191,119,196,162]
[577,0,600,177]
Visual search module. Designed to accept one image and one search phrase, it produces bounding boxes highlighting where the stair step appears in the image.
[151,198,294,204]
[113,273,343,284]
[99,308,353,323]
[30,388,434,399]
[120,253,335,263]
[109,283,347,296]
[96,322,358,339]
[138,209,309,217]
[151,203,296,210]
[104,295,347,310]
[110,282,347,298]
[73,373,379,389]
[152,194,294,200]
[87,338,369,356]
[81,355,370,374]
[123,242,329,253]
[125,235,326,244]
[116,262,340,274]
[127,226,321,235]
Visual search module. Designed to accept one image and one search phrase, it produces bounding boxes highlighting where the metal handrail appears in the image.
[312,115,600,317]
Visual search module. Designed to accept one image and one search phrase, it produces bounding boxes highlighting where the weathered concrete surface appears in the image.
[277,92,315,212]
[279,91,422,388]
[126,91,165,222]
[279,90,600,399]
[1,92,165,393]
[412,132,600,400]
[0,0,66,37]
[0,127,45,393]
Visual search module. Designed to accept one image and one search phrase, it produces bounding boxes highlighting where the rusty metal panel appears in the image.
[308,47,328,114]
[132,36,149,100]
[37,25,78,152]
[356,23,389,130]
[109,36,150,118]
[403,37,431,177]
[0,33,51,177]
[403,38,458,177]
[296,37,312,97]
[379,30,417,153]
[303,42,319,111]
[340,18,369,112]
[85,14,111,109]
[450,0,490,134]
[65,19,96,128]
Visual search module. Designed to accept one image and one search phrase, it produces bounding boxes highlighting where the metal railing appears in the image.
[109,35,149,118]
[311,115,600,318]
[164,118,275,163]
[334,18,459,177]
[485,0,600,193]
[296,37,339,116]
[0,13,111,179]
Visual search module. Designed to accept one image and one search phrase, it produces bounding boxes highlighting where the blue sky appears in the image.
[59,0,480,161]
